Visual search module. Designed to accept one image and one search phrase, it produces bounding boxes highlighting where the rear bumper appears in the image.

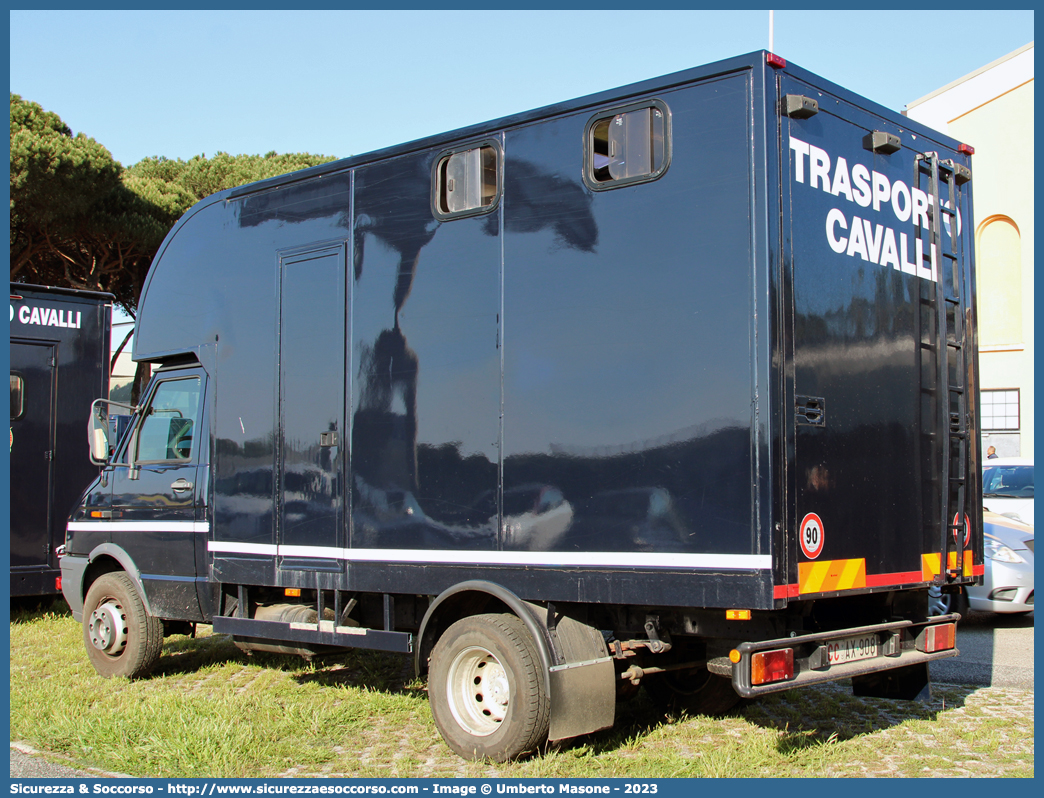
[729,614,961,698]
[10,566,62,597]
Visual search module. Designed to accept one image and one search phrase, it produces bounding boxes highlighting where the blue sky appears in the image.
[9,9,1035,168]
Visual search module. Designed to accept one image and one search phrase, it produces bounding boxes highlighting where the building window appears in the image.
[433,142,500,219]
[981,389,1019,431]
[585,100,670,190]
[10,374,24,420]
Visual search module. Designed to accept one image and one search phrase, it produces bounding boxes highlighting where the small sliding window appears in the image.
[584,100,671,190]
[10,373,24,421]
[432,141,502,220]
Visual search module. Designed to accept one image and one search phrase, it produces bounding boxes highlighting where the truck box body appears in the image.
[62,52,982,760]
[10,284,111,595]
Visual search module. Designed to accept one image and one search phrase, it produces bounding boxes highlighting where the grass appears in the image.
[9,599,1034,778]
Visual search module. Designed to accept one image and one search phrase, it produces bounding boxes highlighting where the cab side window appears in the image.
[136,377,201,463]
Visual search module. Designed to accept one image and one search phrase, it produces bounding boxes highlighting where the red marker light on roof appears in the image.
[958,143,975,155]
[766,53,787,69]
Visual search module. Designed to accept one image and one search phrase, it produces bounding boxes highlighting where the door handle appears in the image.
[795,395,826,427]
[171,478,194,493]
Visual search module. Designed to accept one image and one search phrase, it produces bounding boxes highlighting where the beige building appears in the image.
[906,42,1034,459]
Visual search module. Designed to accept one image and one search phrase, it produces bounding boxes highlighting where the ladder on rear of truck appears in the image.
[917,151,973,581]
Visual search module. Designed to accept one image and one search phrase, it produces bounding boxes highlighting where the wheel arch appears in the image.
[82,544,154,616]
[415,580,554,678]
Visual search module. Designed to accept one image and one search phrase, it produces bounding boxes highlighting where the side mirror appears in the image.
[89,401,111,464]
[88,398,137,465]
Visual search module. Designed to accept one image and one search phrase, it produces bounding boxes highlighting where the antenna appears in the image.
[769,10,775,52]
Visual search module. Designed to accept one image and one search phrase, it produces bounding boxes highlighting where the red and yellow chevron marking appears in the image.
[798,558,866,594]
[923,551,977,580]
[922,552,942,582]
[949,550,976,577]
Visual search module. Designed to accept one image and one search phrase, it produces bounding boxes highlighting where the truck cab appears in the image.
[62,359,211,676]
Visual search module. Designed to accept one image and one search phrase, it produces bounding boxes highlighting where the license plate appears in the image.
[825,634,878,665]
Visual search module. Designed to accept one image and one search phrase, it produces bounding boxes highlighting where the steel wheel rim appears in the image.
[927,586,951,616]
[88,599,128,655]
[445,645,510,736]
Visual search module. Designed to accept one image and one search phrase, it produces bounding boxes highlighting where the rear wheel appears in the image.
[644,666,740,716]
[429,613,550,761]
[82,572,163,679]
[928,585,969,617]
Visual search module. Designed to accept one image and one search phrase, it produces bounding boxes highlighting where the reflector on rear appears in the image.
[920,623,956,653]
[751,648,794,685]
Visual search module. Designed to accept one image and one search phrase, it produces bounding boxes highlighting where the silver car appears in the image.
[930,511,1034,615]
[982,457,1034,526]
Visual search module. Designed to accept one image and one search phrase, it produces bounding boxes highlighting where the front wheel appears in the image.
[428,613,550,761]
[82,572,163,679]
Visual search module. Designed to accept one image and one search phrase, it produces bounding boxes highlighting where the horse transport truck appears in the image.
[60,51,983,761]
[10,283,111,597]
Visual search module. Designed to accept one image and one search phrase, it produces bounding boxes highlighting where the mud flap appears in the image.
[524,603,616,743]
[851,662,931,701]
[548,657,616,742]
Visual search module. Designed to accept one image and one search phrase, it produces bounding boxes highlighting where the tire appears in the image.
[928,585,969,617]
[644,666,741,716]
[428,613,550,761]
[82,572,163,679]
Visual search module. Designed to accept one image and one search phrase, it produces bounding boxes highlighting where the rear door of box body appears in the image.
[10,340,57,573]
[779,73,981,600]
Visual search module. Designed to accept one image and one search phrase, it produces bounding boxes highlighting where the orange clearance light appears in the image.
[751,648,794,685]
[90,511,104,518]
[726,609,752,621]
[285,588,302,597]
[921,623,956,653]
[729,649,742,664]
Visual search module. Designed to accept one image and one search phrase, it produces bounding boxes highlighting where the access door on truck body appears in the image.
[276,244,346,573]
[10,341,57,577]
[778,73,981,600]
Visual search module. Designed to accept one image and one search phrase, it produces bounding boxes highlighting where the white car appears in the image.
[982,457,1034,526]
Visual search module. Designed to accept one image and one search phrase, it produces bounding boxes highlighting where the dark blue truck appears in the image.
[10,283,111,596]
[60,51,982,761]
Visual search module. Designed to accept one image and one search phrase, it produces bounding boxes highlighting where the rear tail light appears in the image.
[55,577,62,591]
[751,648,794,685]
[918,623,956,653]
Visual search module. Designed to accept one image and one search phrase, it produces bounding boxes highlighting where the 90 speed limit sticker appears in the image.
[953,513,971,547]
[799,512,824,559]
